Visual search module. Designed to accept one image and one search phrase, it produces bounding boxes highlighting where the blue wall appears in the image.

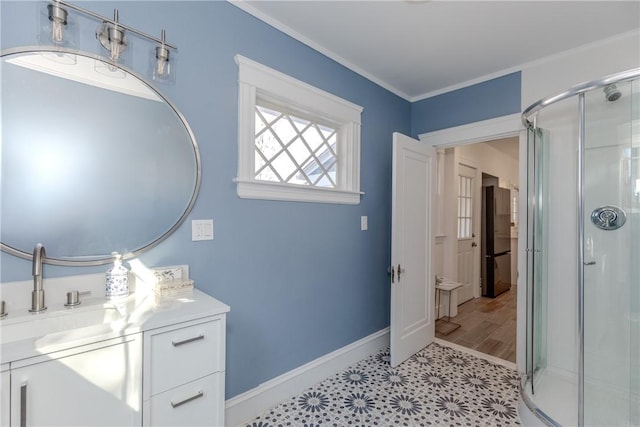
[0,1,409,398]
[1,1,523,400]
[411,71,521,136]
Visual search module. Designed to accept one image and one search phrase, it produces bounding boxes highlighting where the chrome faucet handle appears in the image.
[0,301,7,318]
[65,290,92,307]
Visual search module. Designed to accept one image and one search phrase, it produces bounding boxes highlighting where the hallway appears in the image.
[436,285,517,363]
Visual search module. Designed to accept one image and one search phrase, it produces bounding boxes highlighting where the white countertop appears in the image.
[0,289,229,365]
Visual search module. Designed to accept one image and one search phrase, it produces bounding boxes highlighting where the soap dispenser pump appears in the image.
[106,252,129,299]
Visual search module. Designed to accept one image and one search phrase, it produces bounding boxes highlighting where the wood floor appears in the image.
[436,285,517,363]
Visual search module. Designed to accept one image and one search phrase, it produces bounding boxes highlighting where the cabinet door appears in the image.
[1,367,9,427]
[10,335,142,427]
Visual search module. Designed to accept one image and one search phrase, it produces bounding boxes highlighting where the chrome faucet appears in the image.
[29,243,47,313]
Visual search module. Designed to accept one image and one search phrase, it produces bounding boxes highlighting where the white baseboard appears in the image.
[225,327,390,426]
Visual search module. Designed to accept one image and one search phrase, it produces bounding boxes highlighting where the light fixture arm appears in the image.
[53,0,177,51]
[156,29,170,63]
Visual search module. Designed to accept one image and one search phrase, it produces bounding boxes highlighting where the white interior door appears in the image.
[456,163,480,303]
[390,132,435,367]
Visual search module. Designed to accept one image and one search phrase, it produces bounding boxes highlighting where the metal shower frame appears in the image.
[521,67,640,427]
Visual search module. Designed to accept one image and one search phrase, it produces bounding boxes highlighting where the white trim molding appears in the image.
[233,178,363,205]
[418,113,522,148]
[235,55,363,205]
[225,327,390,426]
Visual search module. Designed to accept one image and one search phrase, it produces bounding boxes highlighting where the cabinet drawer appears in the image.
[149,318,222,396]
[144,373,224,427]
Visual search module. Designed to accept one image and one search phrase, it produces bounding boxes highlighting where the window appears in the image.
[235,55,363,204]
[255,103,337,188]
[457,175,472,239]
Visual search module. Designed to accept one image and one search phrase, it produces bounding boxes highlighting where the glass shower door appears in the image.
[525,126,549,394]
[583,79,639,426]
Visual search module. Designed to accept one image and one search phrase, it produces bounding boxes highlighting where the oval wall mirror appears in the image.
[1,47,201,265]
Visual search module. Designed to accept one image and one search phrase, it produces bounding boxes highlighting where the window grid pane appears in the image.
[457,175,473,239]
[255,104,337,188]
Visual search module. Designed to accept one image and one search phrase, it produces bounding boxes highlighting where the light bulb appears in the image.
[110,37,121,61]
[47,3,67,44]
[155,45,170,79]
[156,57,169,78]
[51,21,63,43]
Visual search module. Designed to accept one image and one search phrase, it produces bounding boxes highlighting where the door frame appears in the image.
[418,113,526,372]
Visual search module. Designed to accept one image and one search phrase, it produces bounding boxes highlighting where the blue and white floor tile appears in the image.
[245,342,522,427]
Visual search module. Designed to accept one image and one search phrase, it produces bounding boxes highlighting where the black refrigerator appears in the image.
[481,185,511,298]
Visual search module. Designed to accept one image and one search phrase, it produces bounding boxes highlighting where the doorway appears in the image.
[433,137,519,363]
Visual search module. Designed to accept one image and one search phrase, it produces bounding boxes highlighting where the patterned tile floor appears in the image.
[244,342,522,427]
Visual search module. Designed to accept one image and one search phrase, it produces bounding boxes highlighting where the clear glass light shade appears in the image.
[149,30,176,85]
[49,4,65,43]
[150,45,176,84]
[38,3,77,48]
[97,23,129,63]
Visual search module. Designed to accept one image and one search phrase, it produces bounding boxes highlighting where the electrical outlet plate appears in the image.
[192,219,214,241]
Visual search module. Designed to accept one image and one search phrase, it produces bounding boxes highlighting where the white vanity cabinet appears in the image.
[9,334,142,427]
[142,316,226,426]
[0,289,230,427]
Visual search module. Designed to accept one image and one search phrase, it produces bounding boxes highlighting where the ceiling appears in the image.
[231,1,640,101]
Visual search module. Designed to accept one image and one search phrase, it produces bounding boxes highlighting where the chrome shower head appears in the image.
[604,84,622,102]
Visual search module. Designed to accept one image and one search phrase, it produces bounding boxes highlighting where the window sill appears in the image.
[234,179,362,205]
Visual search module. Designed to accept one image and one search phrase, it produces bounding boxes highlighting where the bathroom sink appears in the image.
[0,303,124,346]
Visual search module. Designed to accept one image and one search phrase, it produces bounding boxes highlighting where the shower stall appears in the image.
[520,69,639,426]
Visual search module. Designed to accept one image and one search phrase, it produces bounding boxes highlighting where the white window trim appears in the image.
[234,55,364,204]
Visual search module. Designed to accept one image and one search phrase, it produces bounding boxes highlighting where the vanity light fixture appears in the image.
[40,0,77,48]
[42,1,178,81]
[97,9,127,63]
[151,29,175,83]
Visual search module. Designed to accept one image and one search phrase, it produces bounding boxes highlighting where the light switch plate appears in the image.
[192,219,214,241]
[361,215,368,231]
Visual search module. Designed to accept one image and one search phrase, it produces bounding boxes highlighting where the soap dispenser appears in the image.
[106,252,129,299]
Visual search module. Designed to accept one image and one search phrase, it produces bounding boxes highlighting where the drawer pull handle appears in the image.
[172,334,204,346]
[171,390,204,408]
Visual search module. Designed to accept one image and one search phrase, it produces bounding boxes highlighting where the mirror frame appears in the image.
[1,46,201,266]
